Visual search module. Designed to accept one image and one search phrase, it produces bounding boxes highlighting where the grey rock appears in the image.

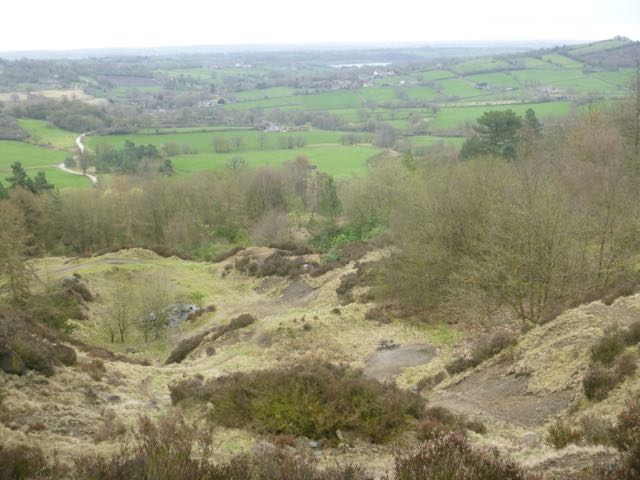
[0,349,26,375]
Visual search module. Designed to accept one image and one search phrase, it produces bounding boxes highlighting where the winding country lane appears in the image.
[56,133,98,186]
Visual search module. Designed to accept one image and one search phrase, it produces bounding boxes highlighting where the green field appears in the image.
[89,130,349,153]
[429,101,574,130]
[438,78,488,99]
[451,58,511,74]
[0,140,90,189]
[18,119,77,150]
[172,145,381,177]
[467,72,520,88]
[0,140,67,169]
[235,87,296,101]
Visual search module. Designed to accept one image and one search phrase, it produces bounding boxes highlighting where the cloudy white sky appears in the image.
[1,0,638,51]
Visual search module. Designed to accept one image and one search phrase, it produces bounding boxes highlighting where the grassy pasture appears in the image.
[172,144,380,177]
[0,140,90,189]
[541,54,584,68]
[235,87,296,101]
[466,72,520,88]
[437,78,488,99]
[0,140,67,169]
[429,101,574,131]
[18,119,77,150]
[403,86,439,101]
[223,96,302,110]
[512,68,585,84]
[415,70,456,81]
[89,130,348,153]
[451,58,511,74]
[301,91,362,109]
[359,87,398,103]
[568,39,629,55]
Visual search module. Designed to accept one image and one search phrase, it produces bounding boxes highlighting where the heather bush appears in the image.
[583,365,620,401]
[394,432,532,480]
[171,362,424,443]
[591,333,626,366]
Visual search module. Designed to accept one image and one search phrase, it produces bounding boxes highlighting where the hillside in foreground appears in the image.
[2,246,639,478]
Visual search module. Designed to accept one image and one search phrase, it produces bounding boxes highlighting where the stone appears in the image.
[0,349,26,375]
[309,440,320,449]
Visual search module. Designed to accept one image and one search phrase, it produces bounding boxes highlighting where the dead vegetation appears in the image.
[164,313,257,365]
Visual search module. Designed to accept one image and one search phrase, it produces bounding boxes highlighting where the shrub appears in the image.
[0,443,47,480]
[394,432,531,480]
[415,417,454,442]
[445,357,476,375]
[611,398,640,478]
[471,330,518,365]
[591,333,626,366]
[416,371,447,392]
[169,376,205,404]
[93,410,127,443]
[228,313,256,331]
[579,415,613,446]
[583,365,619,401]
[212,246,244,263]
[446,330,517,376]
[165,314,255,365]
[78,359,106,381]
[172,362,424,443]
[165,333,206,365]
[421,406,486,437]
[624,321,640,345]
[546,419,583,449]
[615,352,637,379]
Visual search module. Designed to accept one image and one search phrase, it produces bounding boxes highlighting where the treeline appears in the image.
[341,95,640,325]
[0,156,340,261]
[4,98,142,134]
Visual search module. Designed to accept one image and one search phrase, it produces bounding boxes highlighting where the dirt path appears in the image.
[52,258,150,275]
[430,364,574,427]
[56,133,98,186]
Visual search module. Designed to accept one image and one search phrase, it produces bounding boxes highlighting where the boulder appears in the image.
[0,348,26,375]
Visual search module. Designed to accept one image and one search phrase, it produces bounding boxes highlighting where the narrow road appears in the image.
[56,133,98,186]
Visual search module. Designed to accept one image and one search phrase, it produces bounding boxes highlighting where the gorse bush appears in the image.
[170,362,425,443]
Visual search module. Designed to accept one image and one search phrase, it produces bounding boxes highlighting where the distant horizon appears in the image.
[2,0,637,56]
[0,37,632,59]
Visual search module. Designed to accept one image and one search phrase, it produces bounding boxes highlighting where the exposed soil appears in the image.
[430,364,575,427]
[364,344,437,381]
[279,278,318,306]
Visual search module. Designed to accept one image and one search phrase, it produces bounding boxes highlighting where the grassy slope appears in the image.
[18,119,77,150]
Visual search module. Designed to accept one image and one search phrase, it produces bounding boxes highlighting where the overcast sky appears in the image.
[1,0,638,52]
